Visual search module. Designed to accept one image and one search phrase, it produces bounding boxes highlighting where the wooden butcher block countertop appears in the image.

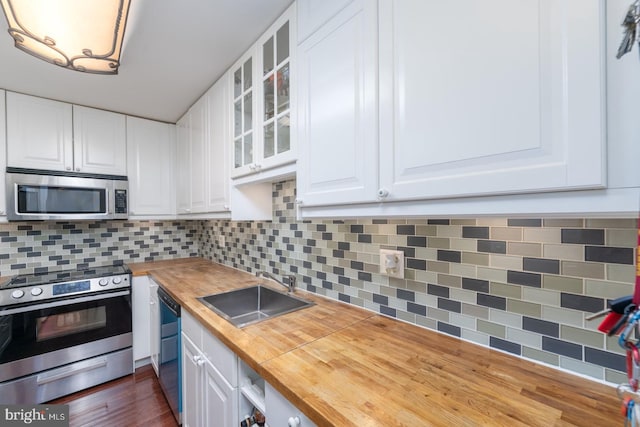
[129,258,621,426]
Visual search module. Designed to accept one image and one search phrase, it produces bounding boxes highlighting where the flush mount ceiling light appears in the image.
[0,0,131,74]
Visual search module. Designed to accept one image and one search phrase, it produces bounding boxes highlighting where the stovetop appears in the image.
[1,265,131,289]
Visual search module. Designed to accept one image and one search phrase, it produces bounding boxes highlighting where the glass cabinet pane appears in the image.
[243,59,252,92]
[276,63,289,114]
[243,93,252,132]
[264,76,274,121]
[276,22,289,65]
[234,100,242,137]
[234,68,242,98]
[234,138,242,168]
[264,122,275,158]
[243,133,253,165]
[263,37,274,76]
[277,114,290,154]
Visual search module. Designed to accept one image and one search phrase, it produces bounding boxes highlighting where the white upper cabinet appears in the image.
[176,78,231,217]
[231,3,296,180]
[7,92,73,172]
[126,116,176,217]
[6,92,127,176]
[73,105,127,175]
[0,90,5,216]
[207,75,231,212]
[297,0,609,215]
[296,0,379,206]
[377,0,605,201]
[297,0,354,43]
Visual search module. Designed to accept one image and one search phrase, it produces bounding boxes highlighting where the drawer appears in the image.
[202,328,238,387]
[181,310,202,348]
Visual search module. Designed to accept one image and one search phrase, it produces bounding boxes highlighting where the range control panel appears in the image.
[0,274,130,307]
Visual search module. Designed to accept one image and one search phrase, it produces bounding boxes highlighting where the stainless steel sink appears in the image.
[197,285,314,328]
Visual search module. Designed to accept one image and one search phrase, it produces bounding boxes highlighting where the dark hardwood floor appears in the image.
[50,365,178,427]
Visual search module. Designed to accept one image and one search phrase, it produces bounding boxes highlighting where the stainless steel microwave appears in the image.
[5,168,128,221]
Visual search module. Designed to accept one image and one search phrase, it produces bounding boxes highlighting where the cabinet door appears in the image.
[378,0,606,201]
[73,105,127,175]
[297,0,354,43]
[149,280,159,376]
[126,117,176,216]
[176,114,192,214]
[202,361,238,427]
[258,5,296,172]
[0,90,5,216]
[6,92,73,172]
[132,276,151,362]
[296,0,379,206]
[207,76,230,212]
[189,97,209,213]
[230,50,257,178]
[181,333,202,427]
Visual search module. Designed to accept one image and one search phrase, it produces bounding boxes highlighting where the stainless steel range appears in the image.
[0,265,133,404]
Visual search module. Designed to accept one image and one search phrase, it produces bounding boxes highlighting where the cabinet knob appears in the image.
[377,188,389,200]
[66,166,72,171]
[249,164,256,171]
[288,417,301,427]
[223,205,229,210]
[75,168,81,172]
[255,163,262,171]
[149,301,155,305]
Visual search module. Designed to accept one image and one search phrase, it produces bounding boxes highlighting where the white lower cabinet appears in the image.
[182,310,315,426]
[181,311,238,427]
[149,279,160,375]
[132,276,151,366]
[265,383,316,427]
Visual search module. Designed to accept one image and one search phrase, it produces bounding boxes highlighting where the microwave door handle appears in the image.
[0,290,130,315]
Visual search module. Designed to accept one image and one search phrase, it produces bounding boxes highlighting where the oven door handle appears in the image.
[0,290,131,315]
[36,357,108,385]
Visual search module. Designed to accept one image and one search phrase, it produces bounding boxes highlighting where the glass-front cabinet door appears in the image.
[230,4,296,179]
[231,51,256,177]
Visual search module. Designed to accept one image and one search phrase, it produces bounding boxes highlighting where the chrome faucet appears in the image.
[256,271,296,293]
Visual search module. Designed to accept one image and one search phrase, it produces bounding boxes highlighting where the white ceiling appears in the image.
[0,0,293,123]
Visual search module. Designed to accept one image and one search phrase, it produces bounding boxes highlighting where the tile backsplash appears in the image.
[198,180,636,384]
[0,220,198,276]
[0,179,634,384]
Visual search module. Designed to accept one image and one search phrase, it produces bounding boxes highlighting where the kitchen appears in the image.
[0,0,638,426]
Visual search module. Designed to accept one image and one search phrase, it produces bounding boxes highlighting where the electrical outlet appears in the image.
[379,249,404,278]
[219,235,226,247]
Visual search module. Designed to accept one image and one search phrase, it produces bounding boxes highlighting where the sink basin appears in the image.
[197,285,314,328]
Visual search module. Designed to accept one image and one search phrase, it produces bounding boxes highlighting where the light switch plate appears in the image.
[379,249,405,279]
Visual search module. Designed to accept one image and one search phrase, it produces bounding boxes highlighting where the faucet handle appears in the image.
[283,275,296,291]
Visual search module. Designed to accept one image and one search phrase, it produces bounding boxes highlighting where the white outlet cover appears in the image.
[379,249,405,279]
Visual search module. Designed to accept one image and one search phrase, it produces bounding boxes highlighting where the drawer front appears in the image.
[181,310,203,348]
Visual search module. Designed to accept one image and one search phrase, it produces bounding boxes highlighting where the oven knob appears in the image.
[11,290,24,299]
[112,277,122,285]
[98,279,109,286]
[30,287,43,296]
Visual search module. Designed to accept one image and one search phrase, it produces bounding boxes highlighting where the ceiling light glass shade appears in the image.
[0,0,131,74]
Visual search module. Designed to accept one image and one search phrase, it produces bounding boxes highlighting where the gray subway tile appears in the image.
[437,321,461,337]
[437,250,461,263]
[522,316,559,337]
[523,257,560,274]
[461,277,490,293]
[560,293,605,313]
[462,226,489,239]
[490,337,522,355]
[584,347,625,371]
[507,219,542,227]
[427,283,450,298]
[477,293,507,310]
[397,289,415,302]
[561,229,605,245]
[507,270,542,288]
[437,298,462,313]
[585,246,634,265]
[407,301,427,316]
[477,240,507,254]
[542,337,582,360]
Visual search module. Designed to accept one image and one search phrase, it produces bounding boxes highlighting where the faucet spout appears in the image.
[256,271,296,293]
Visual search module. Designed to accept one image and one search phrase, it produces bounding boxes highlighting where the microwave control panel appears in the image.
[114,190,127,214]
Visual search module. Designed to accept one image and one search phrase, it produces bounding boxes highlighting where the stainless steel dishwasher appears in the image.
[157,286,181,424]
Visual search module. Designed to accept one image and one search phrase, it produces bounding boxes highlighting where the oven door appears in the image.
[0,289,132,383]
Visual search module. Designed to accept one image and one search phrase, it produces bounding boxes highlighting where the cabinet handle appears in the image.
[223,205,229,210]
[377,188,389,200]
[149,301,155,305]
[254,163,262,171]
[288,417,301,427]
[249,164,256,171]
[295,199,303,205]
[75,168,80,172]
[66,166,72,171]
